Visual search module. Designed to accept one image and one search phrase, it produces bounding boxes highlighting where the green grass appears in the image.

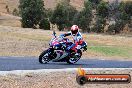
[88,46,132,58]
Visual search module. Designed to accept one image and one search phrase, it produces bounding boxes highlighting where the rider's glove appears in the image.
[66,46,71,51]
[60,34,65,37]
[66,43,76,51]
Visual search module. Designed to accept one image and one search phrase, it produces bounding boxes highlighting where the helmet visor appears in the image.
[71,30,78,35]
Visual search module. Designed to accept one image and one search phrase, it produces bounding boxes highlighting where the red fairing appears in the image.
[52,39,59,45]
[78,39,84,45]
[72,39,84,52]
[71,42,78,52]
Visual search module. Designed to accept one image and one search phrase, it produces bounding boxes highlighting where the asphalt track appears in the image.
[0,56,132,71]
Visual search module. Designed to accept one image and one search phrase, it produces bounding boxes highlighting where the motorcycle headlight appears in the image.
[55,46,58,49]
[53,45,59,49]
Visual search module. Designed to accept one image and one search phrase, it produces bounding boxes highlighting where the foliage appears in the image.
[107,1,132,34]
[39,18,50,30]
[89,0,102,9]
[50,1,77,31]
[107,22,123,34]
[125,2,132,16]
[73,0,92,32]
[89,0,102,4]
[91,1,108,33]
[45,9,53,19]
[97,1,109,18]
[91,17,106,33]
[19,0,45,28]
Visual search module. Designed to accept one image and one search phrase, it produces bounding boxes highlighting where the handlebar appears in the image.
[52,30,56,38]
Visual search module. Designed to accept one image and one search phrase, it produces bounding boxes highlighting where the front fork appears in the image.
[47,48,56,60]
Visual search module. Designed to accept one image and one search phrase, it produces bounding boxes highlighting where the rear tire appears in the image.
[66,51,82,64]
[66,56,80,64]
[39,50,50,64]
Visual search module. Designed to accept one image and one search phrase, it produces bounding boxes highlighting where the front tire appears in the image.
[39,50,50,64]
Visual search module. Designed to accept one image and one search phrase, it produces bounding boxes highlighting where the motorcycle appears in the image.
[39,31,87,64]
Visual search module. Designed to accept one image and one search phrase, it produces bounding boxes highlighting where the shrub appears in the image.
[73,0,92,32]
[91,16,106,33]
[39,19,50,30]
[50,1,77,31]
[107,20,126,34]
[19,0,45,28]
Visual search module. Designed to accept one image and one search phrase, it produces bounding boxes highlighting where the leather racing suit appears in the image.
[60,31,84,52]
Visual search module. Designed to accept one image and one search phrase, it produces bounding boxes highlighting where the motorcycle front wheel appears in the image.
[39,50,50,64]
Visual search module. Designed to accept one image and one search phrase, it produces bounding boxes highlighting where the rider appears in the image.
[60,25,87,56]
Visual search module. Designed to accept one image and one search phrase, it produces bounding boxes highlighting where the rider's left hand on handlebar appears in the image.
[59,34,65,37]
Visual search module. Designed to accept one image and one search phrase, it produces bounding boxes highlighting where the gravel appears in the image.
[0,69,132,88]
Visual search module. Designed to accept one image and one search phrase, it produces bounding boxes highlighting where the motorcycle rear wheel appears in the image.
[66,51,82,64]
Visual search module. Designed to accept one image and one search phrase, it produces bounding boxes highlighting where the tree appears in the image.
[92,1,109,33]
[89,0,102,4]
[107,1,131,34]
[64,4,77,28]
[123,1,132,16]
[39,18,50,30]
[97,1,109,18]
[19,0,45,28]
[92,17,106,33]
[89,0,102,9]
[107,20,126,34]
[73,0,92,32]
[50,3,66,31]
[119,1,132,23]
[50,1,77,31]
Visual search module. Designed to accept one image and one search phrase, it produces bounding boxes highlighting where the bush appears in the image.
[39,19,50,30]
[89,0,102,4]
[73,0,92,32]
[107,24,116,34]
[19,0,45,28]
[50,1,77,31]
[124,1,132,15]
[97,1,109,18]
[91,1,108,33]
[89,0,102,9]
[107,20,126,34]
[91,16,106,33]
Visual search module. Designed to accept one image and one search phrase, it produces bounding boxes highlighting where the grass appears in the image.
[82,33,132,59]
[0,26,132,59]
[88,46,132,58]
